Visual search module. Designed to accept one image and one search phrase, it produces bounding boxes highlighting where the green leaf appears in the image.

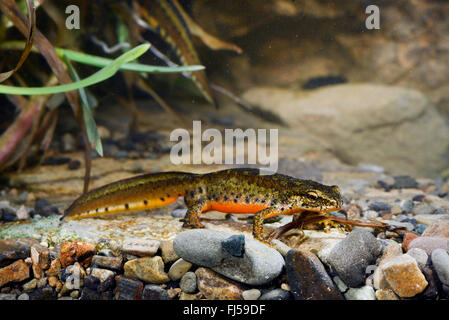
[64,57,103,157]
[0,43,151,95]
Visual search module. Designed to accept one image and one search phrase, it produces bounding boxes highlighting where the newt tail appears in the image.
[63,168,345,243]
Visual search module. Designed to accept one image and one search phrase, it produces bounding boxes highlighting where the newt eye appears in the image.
[306,191,318,201]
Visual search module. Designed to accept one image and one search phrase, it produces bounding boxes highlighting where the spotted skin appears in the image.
[63,168,343,243]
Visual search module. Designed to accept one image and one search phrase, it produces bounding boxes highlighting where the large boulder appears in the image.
[243,84,449,177]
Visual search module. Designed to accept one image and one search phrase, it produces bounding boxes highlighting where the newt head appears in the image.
[289,181,343,213]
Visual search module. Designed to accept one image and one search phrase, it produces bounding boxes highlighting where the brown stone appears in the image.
[402,233,419,252]
[375,289,399,300]
[373,242,403,290]
[60,241,96,268]
[0,260,30,287]
[195,268,244,300]
[32,263,44,279]
[382,254,428,298]
[160,241,180,263]
[286,248,343,300]
[123,256,170,284]
[46,258,61,276]
[0,239,39,267]
[31,245,50,270]
[48,276,58,287]
[422,219,449,238]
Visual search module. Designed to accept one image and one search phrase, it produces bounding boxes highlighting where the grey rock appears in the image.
[142,284,170,300]
[0,293,16,300]
[168,258,192,281]
[180,272,197,294]
[412,203,435,215]
[327,229,383,287]
[174,229,284,285]
[400,199,414,213]
[259,289,291,300]
[368,202,391,212]
[121,239,160,257]
[242,289,261,300]
[431,248,449,286]
[17,293,29,300]
[393,176,418,189]
[90,267,115,283]
[91,255,122,271]
[406,248,428,270]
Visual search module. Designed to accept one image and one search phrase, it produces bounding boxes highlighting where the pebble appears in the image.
[174,229,284,285]
[259,288,291,300]
[431,249,449,286]
[68,160,81,170]
[1,208,17,222]
[37,277,47,288]
[270,239,291,257]
[421,266,439,300]
[91,255,123,271]
[123,256,170,284]
[83,275,100,290]
[402,233,419,251]
[159,241,180,263]
[60,241,95,268]
[79,287,101,300]
[368,202,391,212]
[0,260,30,287]
[168,258,192,281]
[344,286,376,300]
[375,289,398,300]
[142,284,170,300]
[23,278,38,292]
[171,208,187,218]
[48,276,58,287]
[399,199,414,213]
[34,199,59,217]
[382,254,428,297]
[115,275,144,300]
[0,238,39,265]
[15,205,29,220]
[195,268,244,300]
[286,248,343,300]
[31,245,50,270]
[407,236,449,255]
[415,224,428,235]
[327,229,382,287]
[90,267,115,283]
[421,219,449,238]
[180,272,197,294]
[0,293,16,300]
[332,276,348,293]
[406,248,428,270]
[412,203,435,215]
[393,176,418,189]
[121,239,160,257]
[17,293,29,300]
[242,289,261,300]
[373,242,403,290]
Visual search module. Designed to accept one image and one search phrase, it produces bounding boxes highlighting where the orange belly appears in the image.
[208,202,268,214]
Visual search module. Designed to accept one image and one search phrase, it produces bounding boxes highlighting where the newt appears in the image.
[62,168,391,243]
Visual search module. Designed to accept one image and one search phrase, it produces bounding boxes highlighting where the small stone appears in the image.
[286,248,343,300]
[270,239,291,256]
[406,248,428,270]
[160,241,180,263]
[168,258,192,281]
[421,266,440,299]
[23,278,38,292]
[60,241,95,268]
[400,199,414,213]
[412,202,435,215]
[382,254,428,298]
[369,202,391,212]
[90,267,115,283]
[68,160,81,170]
[195,268,244,300]
[402,233,419,252]
[115,275,144,300]
[124,256,170,284]
[0,293,16,300]
[221,235,245,257]
[0,260,30,287]
[179,292,203,300]
[407,236,449,255]
[180,272,197,294]
[80,287,101,300]
[37,277,47,288]
[45,258,61,276]
[344,286,376,300]
[142,284,170,300]
[66,262,86,279]
[70,290,79,299]
[431,248,449,286]
[364,210,379,219]
[375,289,398,300]
[121,239,160,257]
[17,293,29,300]
[242,289,261,300]
[393,176,418,189]
[373,242,403,290]
[422,219,449,238]
[166,287,181,299]
[415,224,428,235]
[390,205,402,215]
[0,238,39,266]
[327,229,382,287]
[31,245,50,270]
[259,288,291,300]
[333,276,348,293]
[91,255,122,271]
[15,205,29,220]
[48,276,58,287]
